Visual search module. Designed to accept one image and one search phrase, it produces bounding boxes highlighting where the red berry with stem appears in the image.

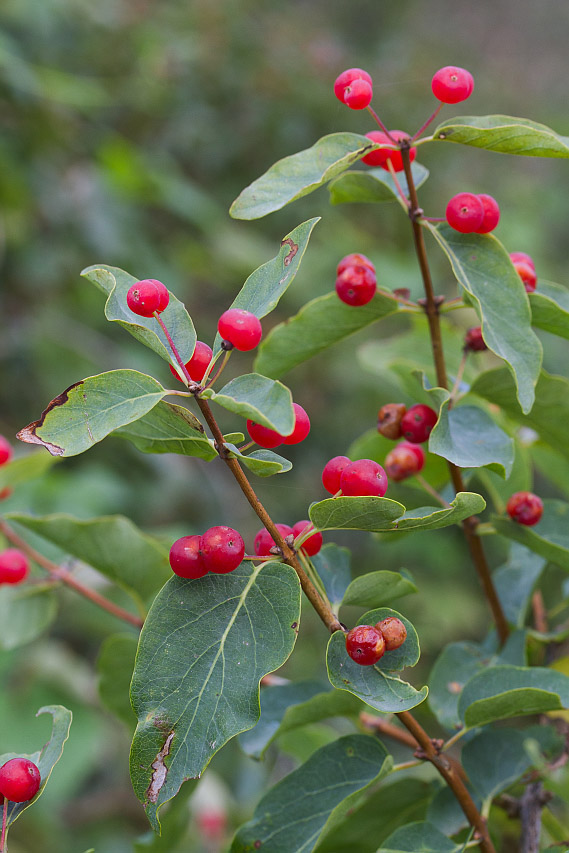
[254,524,294,557]
[384,442,425,482]
[169,535,208,579]
[0,435,13,466]
[246,420,283,449]
[401,404,438,444]
[340,459,388,497]
[292,520,323,557]
[375,617,407,651]
[335,264,377,306]
[0,549,29,585]
[283,403,311,445]
[200,526,245,574]
[475,194,500,234]
[510,251,535,271]
[0,758,41,803]
[512,260,537,293]
[431,66,474,104]
[464,326,487,352]
[336,254,375,276]
[322,455,351,495]
[446,193,485,233]
[377,403,407,440]
[506,492,543,526]
[334,68,373,104]
[345,625,386,665]
[378,130,416,173]
[169,341,213,383]
[126,279,170,317]
[217,309,262,351]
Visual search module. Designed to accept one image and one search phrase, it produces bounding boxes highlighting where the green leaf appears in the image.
[113,401,217,461]
[230,734,392,852]
[17,370,167,457]
[229,132,380,220]
[97,633,138,728]
[130,562,301,832]
[493,544,546,627]
[342,571,417,609]
[0,451,57,490]
[309,496,405,532]
[428,642,489,730]
[429,403,514,477]
[530,280,569,340]
[225,444,292,476]
[433,114,569,158]
[134,781,197,852]
[493,500,569,572]
[311,544,351,607]
[254,290,399,378]
[81,264,196,365]
[391,493,486,531]
[328,162,429,205]
[7,512,169,609]
[462,729,535,803]
[458,665,569,728]
[201,373,294,433]
[427,224,542,413]
[378,820,460,853]
[327,621,427,713]
[427,786,478,838]
[0,583,57,650]
[2,705,72,831]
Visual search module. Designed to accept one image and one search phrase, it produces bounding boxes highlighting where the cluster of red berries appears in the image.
[254,521,323,558]
[247,403,310,449]
[334,67,373,110]
[0,549,30,585]
[362,131,416,173]
[0,758,41,804]
[510,251,537,293]
[446,192,500,234]
[322,456,388,497]
[378,402,437,445]
[506,491,543,526]
[335,253,377,307]
[169,526,245,579]
[345,616,407,665]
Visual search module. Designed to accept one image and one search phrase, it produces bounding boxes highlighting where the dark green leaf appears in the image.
[229,133,380,219]
[311,544,351,606]
[378,820,460,853]
[427,785,478,837]
[493,500,569,572]
[254,290,399,378]
[530,280,569,340]
[493,544,546,627]
[328,162,429,205]
[0,583,57,650]
[428,642,489,730]
[392,493,486,531]
[342,571,417,609]
[429,403,514,478]
[97,633,138,728]
[225,444,292,476]
[231,735,392,852]
[462,729,535,802]
[201,373,294,433]
[433,114,569,157]
[134,781,197,852]
[310,495,405,532]
[130,562,301,832]
[113,401,217,461]
[0,451,57,490]
[531,442,569,498]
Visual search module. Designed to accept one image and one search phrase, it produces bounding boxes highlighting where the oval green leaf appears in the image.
[433,114,569,157]
[428,642,489,731]
[329,161,429,205]
[225,444,292,476]
[0,583,57,650]
[429,403,514,477]
[113,400,216,461]
[342,571,417,609]
[393,493,486,531]
[493,544,546,628]
[530,280,569,340]
[378,820,461,853]
[0,451,57,490]
[311,544,352,607]
[201,373,294,433]
[97,633,138,728]
[309,496,405,532]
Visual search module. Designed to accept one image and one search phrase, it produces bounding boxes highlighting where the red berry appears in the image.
[0,758,41,803]
[361,131,392,167]
[217,309,262,351]
[345,625,386,665]
[446,193,485,233]
[375,617,407,651]
[0,549,29,585]
[169,535,208,579]
[322,456,351,495]
[377,403,407,440]
[334,68,373,105]
[340,459,388,497]
[200,526,245,574]
[254,524,294,557]
[292,520,323,557]
[431,66,474,104]
[379,130,416,173]
[169,341,213,384]
[126,279,169,317]
[335,264,377,306]
[0,488,13,501]
[344,78,373,110]
[246,420,283,449]
[0,435,13,466]
[475,194,500,234]
[506,492,543,526]
[464,326,487,352]
[384,442,425,482]
[509,251,535,271]
[282,403,311,445]
[336,254,375,276]
[401,404,438,444]
[512,260,537,293]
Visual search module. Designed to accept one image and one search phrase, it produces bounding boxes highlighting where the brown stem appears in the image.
[360,712,418,749]
[0,797,7,853]
[0,519,143,629]
[532,590,548,634]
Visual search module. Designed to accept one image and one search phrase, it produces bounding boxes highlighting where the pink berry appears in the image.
[200,526,245,574]
[446,193,485,233]
[345,625,386,665]
[0,435,13,466]
[506,492,543,526]
[378,130,416,173]
[282,403,311,445]
[384,442,425,482]
[344,78,373,110]
[254,524,294,557]
[292,520,323,557]
[322,456,351,495]
[336,254,375,276]
[340,459,388,497]
[126,279,169,317]
[0,549,29,585]
[169,535,208,579]
[509,251,535,271]
[401,404,438,444]
[169,341,213,384]
[246,420,283,449]
[475,194,500,234]
[361,131,392,167]
[0,758,41,803]
[431,66,474,104]
[512,260,537,293]
[334,68,373,104]
[217,309,262,351]
[335,264,377,306]
[464,326,487,352]
[375,617,407,651]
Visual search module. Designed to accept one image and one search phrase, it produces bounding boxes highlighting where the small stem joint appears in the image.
[417,295,445,314]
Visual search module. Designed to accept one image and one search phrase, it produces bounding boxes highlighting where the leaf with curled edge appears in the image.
[433,114,569,158]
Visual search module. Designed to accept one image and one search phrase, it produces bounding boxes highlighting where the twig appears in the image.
[1,797,7,853]
[360,712,418,749]
[415,475,451,508]
[365,106,396,142]
[386,160,411,210]
[532,590,548,634]
[411,103,443,141]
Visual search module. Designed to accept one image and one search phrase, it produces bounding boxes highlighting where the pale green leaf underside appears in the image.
[433,114,569,157]
[113,400,216,461]
[328,161,429,205]
[429,403,514,478]
[342,570,417,609]
[462,729,535,803]
[0,584,57,650]
[530,280,569,340]
[311,544,351,606]
[201,373,294,433]
[225,444,292,476]
[492,500,569,572]
[0,451,57,490]
[428,642,489,731]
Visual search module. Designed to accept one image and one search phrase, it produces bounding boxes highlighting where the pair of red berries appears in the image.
[0,549,29,585]
[378,403,437,445]
[345,616,407,666]
[506,492,543,526]
[510,252,537,293]
[361,131,417,174]
[247,403,310,449]
[322,456,388,498]
[169,526,245,579]
[335,253,377,307]
[254,521,323,558]
[0,758,41,803]
[446,193,500,234]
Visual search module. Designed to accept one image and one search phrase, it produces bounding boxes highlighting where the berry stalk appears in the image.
[0,797,7,853]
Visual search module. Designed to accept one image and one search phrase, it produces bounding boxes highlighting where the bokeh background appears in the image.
[1,1,569,850]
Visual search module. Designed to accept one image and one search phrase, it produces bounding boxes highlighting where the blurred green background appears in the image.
[1,0,569,850]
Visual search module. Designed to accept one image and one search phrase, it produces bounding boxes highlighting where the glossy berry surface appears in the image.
[282,403,311,445]
[464,326,487,352]
[375,617,407,651]
[401,404,438,444]
[344,77,373,109]
[335,264,377,306]
[345,625,385,665]
[506,492,543,526]
[292,520,323,557]
[340,459,388,497]
[446,193,484,233]
[475,194,500,233]
[336,253,375,276]
[509,251,535,271]
[334,68,372,104]
[512,260,537,293]
[169,341,213,383]
[0,549,29,585]
[200,526,245,574]
[431,66,474,104]
[0,435,13,466]
[361,131,392,167]
[246,419,283,449]
[126,279,169,317]
[0,758,41,803]
[254,524,294,557]
[384,442,425,482]
[217,309,262,351]
[377,403,406,440]
[169,535,208,579]
[322,456,351,495]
